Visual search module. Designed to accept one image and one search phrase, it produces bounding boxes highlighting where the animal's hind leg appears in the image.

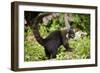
[51,49,57,58]
[44,49,51,59]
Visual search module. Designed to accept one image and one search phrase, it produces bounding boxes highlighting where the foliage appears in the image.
[56,36,90,60]
[69,36,90,59]
[39,13,65,38]
[24,26,46,61]
[56,46,74,60]
[71,14,90,34]
[24,13,90,61]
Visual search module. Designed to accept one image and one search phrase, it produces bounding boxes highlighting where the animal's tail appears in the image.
[32,13,51,46]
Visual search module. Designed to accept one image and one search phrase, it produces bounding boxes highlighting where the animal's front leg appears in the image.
[63,43,73,52]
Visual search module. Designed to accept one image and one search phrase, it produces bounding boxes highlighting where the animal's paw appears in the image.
[67,48,73,52]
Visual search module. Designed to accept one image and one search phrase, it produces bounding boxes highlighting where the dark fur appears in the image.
[43,29,75,59]
[25,12,75,59]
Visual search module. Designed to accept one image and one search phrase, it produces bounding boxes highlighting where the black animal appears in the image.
[25,12,75,59]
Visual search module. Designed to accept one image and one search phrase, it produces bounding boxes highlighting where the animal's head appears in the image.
[66,28,75,39]
[60,27,75,39]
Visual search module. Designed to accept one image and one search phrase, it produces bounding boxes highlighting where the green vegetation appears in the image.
[24,13,90,61]
[56,36,90,60]
[71,14,90,34]
[24,27,46,61]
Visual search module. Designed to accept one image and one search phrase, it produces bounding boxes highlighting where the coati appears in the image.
[25,12,75,59]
